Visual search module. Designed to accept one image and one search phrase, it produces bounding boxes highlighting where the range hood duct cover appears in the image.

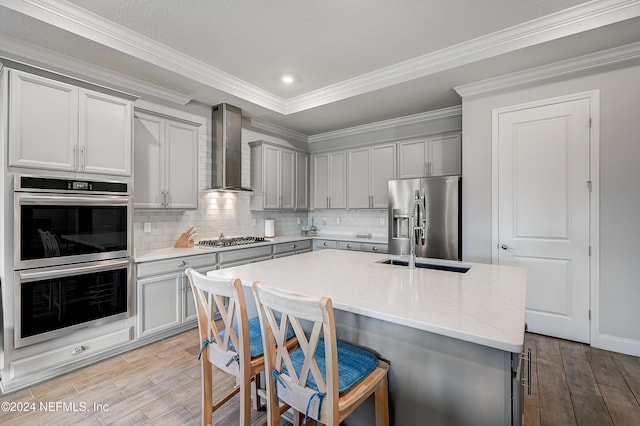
[211,103,253,192]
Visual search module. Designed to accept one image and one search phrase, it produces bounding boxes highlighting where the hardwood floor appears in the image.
[524,333,640,426]
[1,331,638,425]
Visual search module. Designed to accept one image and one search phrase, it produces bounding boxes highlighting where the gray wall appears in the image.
[461,61,640,351]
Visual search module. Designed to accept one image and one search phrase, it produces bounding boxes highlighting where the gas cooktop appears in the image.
[197,236,268,247]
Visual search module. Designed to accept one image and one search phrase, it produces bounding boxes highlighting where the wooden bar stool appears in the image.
[187,269,297,425]
[251,281,390,426]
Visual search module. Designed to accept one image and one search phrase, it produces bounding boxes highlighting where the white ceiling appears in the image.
[1,0,640,136]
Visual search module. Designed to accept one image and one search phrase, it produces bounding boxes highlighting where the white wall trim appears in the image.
[593,334,640,357]
[491,90,600,346]
[308,106,461,144]
[455,41,640,98]
[0,36,193,105]
[248,117,309,144]
[5,0,640,114]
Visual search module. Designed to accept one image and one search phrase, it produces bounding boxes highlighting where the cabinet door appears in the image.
[79,89,132,176]
[165,119,198,209]
[263,145,281,209]
[138,273,181,338]
[133,112,164,208]
[182,273,198,323]
[371,144,396,208]
[296,152,309,209]
[428,133,461,176]
[329,151,347,209]
[398,139,427,179]
[348,147,371,208]
[312,154,329,209]
[281,149,296,209]
[8,70,78,172]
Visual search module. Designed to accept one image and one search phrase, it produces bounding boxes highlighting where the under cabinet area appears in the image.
[348,143,396,209]
[249,141,309,211]
[136,253,216,338]
[398,133,461,179]
[8,69,133,177]
[134,110,199,209]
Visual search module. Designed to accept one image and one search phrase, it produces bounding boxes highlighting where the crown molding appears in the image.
[4,0,640,114]
[454,41,640,97]
[308,105,461,144]
[248,117,309,144]
[283,0,640,114]
[0,35,193,105]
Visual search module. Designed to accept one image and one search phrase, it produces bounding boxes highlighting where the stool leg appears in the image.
[374,375,389,426]
[240,375,252,426]
[202,359,213,425]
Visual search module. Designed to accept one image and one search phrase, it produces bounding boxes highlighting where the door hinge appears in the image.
[589,117,592,128]
[588,310,591,320]
[588,246,592,256]
[587,181,592,192]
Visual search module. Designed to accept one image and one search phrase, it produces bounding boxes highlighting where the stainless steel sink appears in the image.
[377,257,471,273]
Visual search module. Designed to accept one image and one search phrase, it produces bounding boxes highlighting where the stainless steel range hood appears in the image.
[210,103,253,192]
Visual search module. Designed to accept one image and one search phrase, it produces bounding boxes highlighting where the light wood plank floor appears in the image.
[1,331,638,425]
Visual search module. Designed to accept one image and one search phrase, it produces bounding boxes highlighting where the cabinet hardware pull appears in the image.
[71,345,87,355]
[373,246,378,251]
[73,146,78,170]
[347,244,352,249]
[80,147,85,171]
[177,260,186,267]
[501,244,509,250]
[323,242,328,247]
[291,244,296,249]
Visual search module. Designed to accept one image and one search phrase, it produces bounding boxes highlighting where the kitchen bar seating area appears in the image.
[2,1,640,425]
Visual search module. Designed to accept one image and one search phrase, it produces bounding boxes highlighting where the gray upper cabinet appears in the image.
[348,143,396,209]
[312,151,347,209]
[250,141,309,210]
[134,110,199,209]
[8,69,133,177]
[398,133,461,179]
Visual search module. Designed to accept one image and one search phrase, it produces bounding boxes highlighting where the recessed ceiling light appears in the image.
[281,75,295,84]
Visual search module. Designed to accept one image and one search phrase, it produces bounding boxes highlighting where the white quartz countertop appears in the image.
[134,235,314,263]
[134,234,387,263]
[211,249,527,353]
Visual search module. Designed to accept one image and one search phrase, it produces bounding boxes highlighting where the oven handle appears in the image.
[18,259,130,283]
[17,194,129,206]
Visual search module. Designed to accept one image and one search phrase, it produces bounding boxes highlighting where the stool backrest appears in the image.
[252,281,339,423]
[186,268,250,378]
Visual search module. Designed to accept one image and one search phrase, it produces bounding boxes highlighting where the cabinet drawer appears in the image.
[362,243,388,254]
[338,241,362,251]
[137,253,217,278]
[273,240,312,255]
[314,239,337,250]
[218,246,273,265]
[9,327,132,380]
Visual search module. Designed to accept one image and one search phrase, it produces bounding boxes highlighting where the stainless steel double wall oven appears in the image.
[13,174,133,348]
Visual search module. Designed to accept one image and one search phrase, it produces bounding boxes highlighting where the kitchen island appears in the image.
[210,249,528,426]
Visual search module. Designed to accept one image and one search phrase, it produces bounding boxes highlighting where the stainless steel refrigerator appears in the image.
[388,176,461,260]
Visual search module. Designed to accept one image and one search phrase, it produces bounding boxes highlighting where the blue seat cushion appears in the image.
[221,317,294,359]
[285,339,378,393]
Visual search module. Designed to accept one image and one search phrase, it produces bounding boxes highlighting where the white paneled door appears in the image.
[496,97,592,343]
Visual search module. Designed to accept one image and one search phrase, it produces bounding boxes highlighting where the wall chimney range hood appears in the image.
[210,103,253,192]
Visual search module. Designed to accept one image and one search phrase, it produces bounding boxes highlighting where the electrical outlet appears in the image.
[297,217,301,225]
[323,217,327,225]
[251,218,257,227]
[336,217,341,225]
[143,222,152,233]
[380,218,385,226]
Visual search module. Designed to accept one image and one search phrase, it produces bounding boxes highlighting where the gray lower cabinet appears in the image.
[272,240,312,258]
[218,245,273,268]
[315,239,388,254]
[136,253,217,338]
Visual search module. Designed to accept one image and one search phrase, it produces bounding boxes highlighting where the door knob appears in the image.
[501,244,509,250]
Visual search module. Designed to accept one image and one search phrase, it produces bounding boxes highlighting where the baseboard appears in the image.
[592,333,640,357]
